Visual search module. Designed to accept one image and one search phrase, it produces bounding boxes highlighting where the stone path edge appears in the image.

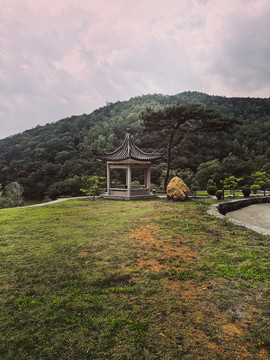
[0,196,92,211]
[207,197,270,236]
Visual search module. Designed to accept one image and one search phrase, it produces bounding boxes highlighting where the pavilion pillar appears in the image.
[144,169,147,188]
[107,162,111,195]
[146,165,151,194]
[127,164,132,198]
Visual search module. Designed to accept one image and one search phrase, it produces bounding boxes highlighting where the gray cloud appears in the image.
[0,0,269,139]
[210,5,270,95]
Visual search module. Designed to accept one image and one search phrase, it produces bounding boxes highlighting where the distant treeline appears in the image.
[0,91,269,199]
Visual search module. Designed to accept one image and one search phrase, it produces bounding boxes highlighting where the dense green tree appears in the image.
[0,183,10,208]
[47,175,90,200]
[223,176,242,197]
[261,162,270,173]
[160,168,195,189]
[4,182,24,206]
[194,160,223,189]
[251,171,270,196]
[0,92,269,198]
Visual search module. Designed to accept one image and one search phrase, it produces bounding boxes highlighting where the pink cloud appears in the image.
[0,0,269,138]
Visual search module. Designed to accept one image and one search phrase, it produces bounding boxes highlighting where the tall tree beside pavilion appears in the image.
[140,103,238,190]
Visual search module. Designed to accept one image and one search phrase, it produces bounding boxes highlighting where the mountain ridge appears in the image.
[0,91,269,199]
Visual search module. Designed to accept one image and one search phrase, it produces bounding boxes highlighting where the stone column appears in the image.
[146,165,151,195]
[127,164,132,198]
[144,168,147,188]
[107,162,111,195]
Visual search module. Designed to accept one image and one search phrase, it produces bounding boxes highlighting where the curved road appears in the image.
[225,203,270,235]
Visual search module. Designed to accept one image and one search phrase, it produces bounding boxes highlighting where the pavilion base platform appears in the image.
[101,188,156,200]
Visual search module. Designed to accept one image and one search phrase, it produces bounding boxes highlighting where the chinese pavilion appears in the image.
[93,128,165,200]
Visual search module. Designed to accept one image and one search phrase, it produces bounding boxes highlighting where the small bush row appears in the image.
[207,185,255,199]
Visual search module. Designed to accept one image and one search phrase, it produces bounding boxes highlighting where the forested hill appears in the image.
[0,91,270,199]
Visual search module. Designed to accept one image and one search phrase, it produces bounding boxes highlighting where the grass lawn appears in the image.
[0,198,269,359]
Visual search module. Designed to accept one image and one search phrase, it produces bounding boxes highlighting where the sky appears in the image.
[0,0,270,139]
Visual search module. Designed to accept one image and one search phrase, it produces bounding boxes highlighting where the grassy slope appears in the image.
[0,198,269,360]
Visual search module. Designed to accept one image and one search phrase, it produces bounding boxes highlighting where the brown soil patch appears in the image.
[136,258,164,272]
[222,322,244,336]
[77,248,93,257]
[132,225,200,267]
[187,325,254,359]
[258,349,270,360]
[132,225,161,243]
[129,222,269,360]
[165,279,196,292]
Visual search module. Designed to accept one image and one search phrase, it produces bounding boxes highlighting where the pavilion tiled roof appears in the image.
[93,128,166,162]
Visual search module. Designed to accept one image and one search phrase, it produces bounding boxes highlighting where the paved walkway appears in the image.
[0,196,90,211]
[225,203,270,236]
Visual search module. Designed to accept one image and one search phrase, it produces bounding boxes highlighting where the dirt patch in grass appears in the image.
[185,309,269,360]
[77,248,94,257]
[129,216,269,360]
[132,224,200,266]
[135,258,164,272]
[222,321,245,336]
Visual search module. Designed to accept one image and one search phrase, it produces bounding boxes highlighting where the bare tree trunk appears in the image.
[162,130,175,191]
[163,148,171,191]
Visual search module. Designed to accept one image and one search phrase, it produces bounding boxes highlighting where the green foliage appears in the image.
[0,92,269,199]
[207,185,218,195]
[195,159,223,189]
[190,178,199,196]
[150,183,159,191]
[141,103,236,189]
[221,154,249,179]
[175,168,194,188]
[242,185,251,198]
[223,176,242,197]
[47,175,90,200]
[80,176,106,200]
[252,171,270,196]
[166,268,196,280]
[207,253,269,282]
[160,168,194,189]
[131,180,141,187]
[0,196,11,208]
[251,184,261,194]
[215,190,223,200]
[4,182,24,206]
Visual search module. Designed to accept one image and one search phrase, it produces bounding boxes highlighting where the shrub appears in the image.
[131,180,141,187]
[251,171,270,196]
[215,190,223,200]
[223,176,242,198]
[242,186,251,198]
[190,178,199,196]
[4,182,24,206]
[151,183,159,191]
[47,175,90,200]
[80,176,106,200]
[250,184,260,194]
[0,197,12,209]
[207,186,218,195]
